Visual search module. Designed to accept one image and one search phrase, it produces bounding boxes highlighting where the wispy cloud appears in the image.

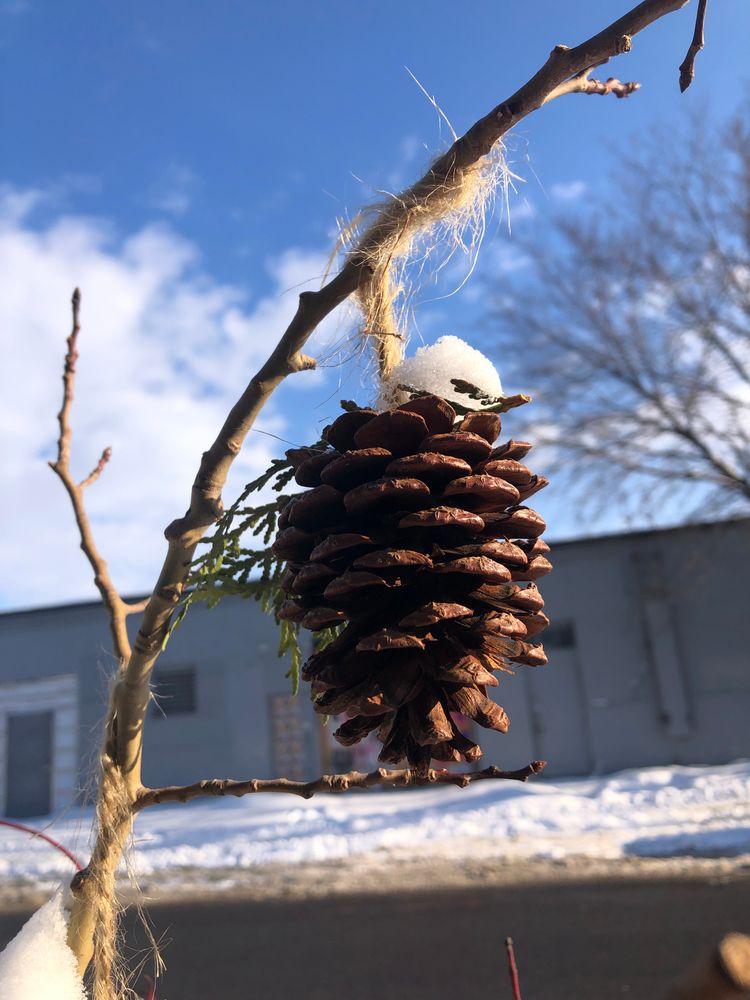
[508,197,535,223]
[550,180,587,202]
[0,182,44,221]
[149,163,200,217]
[0,185,343,610]
[0,175,101,221]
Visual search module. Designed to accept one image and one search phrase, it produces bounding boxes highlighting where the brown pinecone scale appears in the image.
[272,393,551,774]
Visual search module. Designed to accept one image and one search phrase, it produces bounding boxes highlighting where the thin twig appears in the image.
[553,74,641,101]
[546,62,641,103]
[679,0,708,92]
[134,761,547,811]
[79,447,112,490]
[48,290,137,662]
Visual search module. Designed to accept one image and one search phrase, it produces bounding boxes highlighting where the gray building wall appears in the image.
[1,517,748,815]
[480,517,750,776]
[0,597,319,814]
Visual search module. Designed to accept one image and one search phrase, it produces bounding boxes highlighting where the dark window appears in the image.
[151,667,197,718]
[6,711,53,817]
[542,622,576,649]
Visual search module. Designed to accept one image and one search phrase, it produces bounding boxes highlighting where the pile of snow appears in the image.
[0,891,85,1000]
[2,762,750,889]
[378,335,503,407]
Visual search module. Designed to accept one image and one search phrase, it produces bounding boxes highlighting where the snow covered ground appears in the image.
[2,760,749,892]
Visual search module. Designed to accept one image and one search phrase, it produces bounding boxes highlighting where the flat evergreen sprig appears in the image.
[164,453,307,690]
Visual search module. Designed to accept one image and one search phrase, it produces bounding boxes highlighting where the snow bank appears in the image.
[0,891,86,1000]
[2,762,750,890]
[378,335,502,407]
[124,759,750,872]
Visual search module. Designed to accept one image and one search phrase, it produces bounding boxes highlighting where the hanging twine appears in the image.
[348,145,510,381]
[89,744,131,1000]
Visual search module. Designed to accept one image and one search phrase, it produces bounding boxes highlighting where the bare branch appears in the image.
[79,446,112,490]
[48,290,137,663]
[124,598,150,615]
[134,761,547,810]
[580,76,640,99]
[51,286,80,472]
[547,72,640,103]
[444,0,689,168]
[679,0,708,92]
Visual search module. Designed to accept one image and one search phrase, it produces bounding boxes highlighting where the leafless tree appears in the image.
[490,106,750,523]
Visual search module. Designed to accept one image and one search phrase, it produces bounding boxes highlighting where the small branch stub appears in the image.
[618,33,633,53]
[584,76,640,99]
[80,446,112,490]
[679,0,708,92]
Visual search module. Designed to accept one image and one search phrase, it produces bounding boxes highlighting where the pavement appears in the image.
[2,863,749,998]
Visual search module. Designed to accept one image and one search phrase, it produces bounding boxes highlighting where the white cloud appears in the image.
[149,163,200,217]
[508,197,535,223]
[550,180,587,202]
[0,186,344,610]
[0,182,43,222]
[488,241,531,276]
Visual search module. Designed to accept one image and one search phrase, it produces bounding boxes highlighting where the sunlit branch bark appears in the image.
[135,761,547,810]
[678,0,708,92]
[48,290,144,664]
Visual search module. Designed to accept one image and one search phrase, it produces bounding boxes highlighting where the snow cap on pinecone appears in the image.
[378,335,503,409]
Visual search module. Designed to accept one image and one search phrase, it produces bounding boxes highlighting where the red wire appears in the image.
[0,818,84,871]
[1,821,158,998]
[505,936,522,1000]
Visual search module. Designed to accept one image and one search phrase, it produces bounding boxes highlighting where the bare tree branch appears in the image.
[679,0,708,92]
[134,761,547,810]
[48,290,137,662]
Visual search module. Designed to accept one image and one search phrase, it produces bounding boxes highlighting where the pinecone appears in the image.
[272,393,551,774]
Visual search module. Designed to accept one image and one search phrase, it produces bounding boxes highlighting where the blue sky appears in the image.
[1,1,748,610]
